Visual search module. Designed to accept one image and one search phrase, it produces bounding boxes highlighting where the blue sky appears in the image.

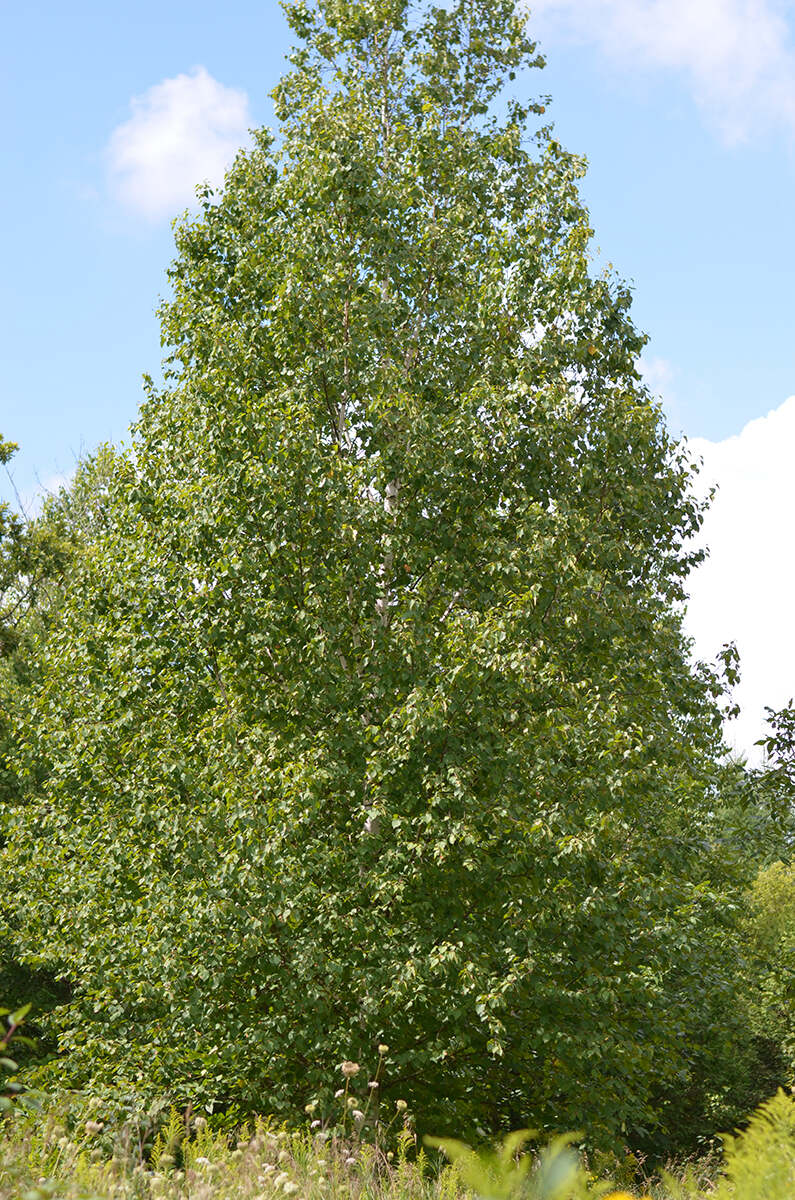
[2,0,794,753]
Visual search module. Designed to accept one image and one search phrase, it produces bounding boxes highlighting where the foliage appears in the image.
[662,1089,795,1200]
[0,437,70,662]
[756,702,795,848]
[739,861,795,1086]
[0,0,761,1149]
[0,439,71,1029]
[427,1129,615,1200]
[0,1001,31,1117]
[6,1092,795,1200]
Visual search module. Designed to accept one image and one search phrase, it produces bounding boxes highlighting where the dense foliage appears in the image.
[0,440,70,1019]
[0,0,788,1154]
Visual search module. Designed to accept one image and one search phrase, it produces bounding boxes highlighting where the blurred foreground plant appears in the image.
[0,1002,31,1118]
[426,1129,652,1200]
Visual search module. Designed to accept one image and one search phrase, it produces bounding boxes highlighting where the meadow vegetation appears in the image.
[2,0,795,1192]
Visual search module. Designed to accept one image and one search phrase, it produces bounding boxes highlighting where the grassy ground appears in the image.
[0,1107,712,1200]
[3,1088,795,1200]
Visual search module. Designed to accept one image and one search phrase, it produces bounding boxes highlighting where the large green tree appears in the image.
[0,0,754,1147]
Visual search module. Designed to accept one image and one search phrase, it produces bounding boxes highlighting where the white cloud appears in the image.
[685,395,795,760]
[639,353,687,432]
[107,67,252,221]
[529,0,795,142]
[640,354,674,397]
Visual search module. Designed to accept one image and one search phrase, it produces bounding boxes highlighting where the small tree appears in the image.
[1,0,748,1146]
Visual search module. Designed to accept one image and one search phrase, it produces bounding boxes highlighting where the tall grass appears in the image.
[3,1078,795,1199]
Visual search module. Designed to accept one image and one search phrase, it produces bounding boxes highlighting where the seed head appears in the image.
[395,1099,407,1111]
[85,1120,104,1135]
[340,1060,360,1078]
[378,1044,389,1055]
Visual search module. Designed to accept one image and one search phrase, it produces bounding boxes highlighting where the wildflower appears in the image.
[84,1120,104,1135]
[368,1079,379,1089]
[345,1156,357,1166]
[378,1043,389,1055]
[387,1152,394,1162]
[278,1148,291,1163]
[347,1096,357,1108]
[274,1172,290,1188]
[311,1119,321,1129]
[283,1183,300,1196]
[352,1109,365,1122]
[340,1060,360,1078]
[395,1099,407,1111]
[334,1088,345,1099]
[193,1115,208,1130]
[304,1100,318,1115]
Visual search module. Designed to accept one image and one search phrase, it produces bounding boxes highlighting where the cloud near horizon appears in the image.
[685,395,795,760]
[529,0,795,143]
[107,67,252,221]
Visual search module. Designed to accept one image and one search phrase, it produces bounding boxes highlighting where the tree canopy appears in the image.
[0,0,764,1149]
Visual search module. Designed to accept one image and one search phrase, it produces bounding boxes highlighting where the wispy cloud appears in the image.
[107,67,252,221]
[639,353,687,432]
[685,395,795,759]
[529,0,795,142]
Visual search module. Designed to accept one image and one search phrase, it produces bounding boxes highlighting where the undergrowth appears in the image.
[1,1089,795,1200]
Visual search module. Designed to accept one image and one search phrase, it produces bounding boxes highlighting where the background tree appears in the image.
[0,0,766,1149]
[0,437,70,1028]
